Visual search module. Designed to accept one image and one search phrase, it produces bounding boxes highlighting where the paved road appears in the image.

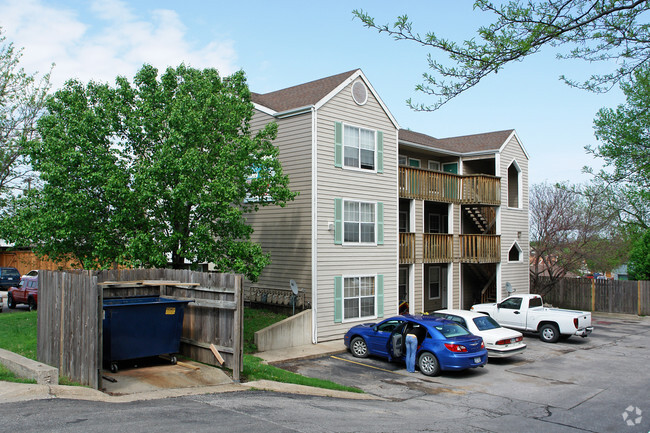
[0,314,648,433]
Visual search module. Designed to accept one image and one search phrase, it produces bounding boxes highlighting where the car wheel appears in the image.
[418,351,441,376]
[28,297,37,311]
[539,324,560,343]
[7,293,15,309]
[110,363,118,373]
[350,337,369,358]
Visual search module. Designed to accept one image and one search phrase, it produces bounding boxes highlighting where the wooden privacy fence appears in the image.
[532,276,650,316]
[38,269,243,389]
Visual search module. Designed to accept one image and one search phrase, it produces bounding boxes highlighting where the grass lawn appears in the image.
[0,311,38,383]
[0,307,362,393]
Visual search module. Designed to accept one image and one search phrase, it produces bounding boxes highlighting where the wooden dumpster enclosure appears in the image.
[37,269,243,389]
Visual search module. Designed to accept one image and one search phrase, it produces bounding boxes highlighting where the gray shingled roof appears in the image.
[251,70,359,113]
[400,129,514,154]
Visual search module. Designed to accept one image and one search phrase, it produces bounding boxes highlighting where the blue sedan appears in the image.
[343,315,488,376]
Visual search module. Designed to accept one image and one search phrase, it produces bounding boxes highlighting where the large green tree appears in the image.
[590,64,650,233]
[628,229,650,280]
[0,28,50,211]
[353,1,650,110]
[1,64,296,280]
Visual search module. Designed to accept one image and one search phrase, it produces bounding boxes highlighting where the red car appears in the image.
[8,275,38,311]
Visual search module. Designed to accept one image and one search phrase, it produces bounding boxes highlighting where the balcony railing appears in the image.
[460,234,501,263]
[462,175,501,205]
[399,166,500,205]
[398,232,501,264]
[399,233,415,264]
[423,234,453,263]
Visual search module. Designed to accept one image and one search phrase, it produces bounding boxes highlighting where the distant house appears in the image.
[244,69,530,343]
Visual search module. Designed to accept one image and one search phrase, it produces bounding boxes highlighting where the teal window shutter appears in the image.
[334,198,343,245]
[334,276,343,323]
[376,131,383,173]
[376,275,384,318]
[334,122,343,167]
[377,202,384,245]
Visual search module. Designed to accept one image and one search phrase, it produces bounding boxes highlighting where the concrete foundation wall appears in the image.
[255,309,312,352]
[0,348,58,384]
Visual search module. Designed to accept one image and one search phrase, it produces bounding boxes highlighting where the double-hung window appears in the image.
[334,274,384,322]
[334,198,383,245]
[344,125,375,170]
[344,200,375,244]
[344,276,376,320]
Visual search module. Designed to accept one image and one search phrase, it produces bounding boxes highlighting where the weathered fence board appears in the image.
[532,277,650,316]
[38,269,243,389]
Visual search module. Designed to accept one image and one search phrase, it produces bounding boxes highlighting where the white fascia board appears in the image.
[275,105,313,119]
[314,70,401,130]
[253,102,276,117]
[399,139,498,158]
[498,130,530,160]
[253,102,312,119]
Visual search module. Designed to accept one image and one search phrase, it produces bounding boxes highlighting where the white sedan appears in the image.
[433,309,526,358]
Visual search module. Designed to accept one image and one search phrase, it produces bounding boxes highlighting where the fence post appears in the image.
[639,281,642,317]
[591,279,595,312]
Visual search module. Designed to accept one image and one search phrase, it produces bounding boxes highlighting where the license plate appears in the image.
[474,357,481,363]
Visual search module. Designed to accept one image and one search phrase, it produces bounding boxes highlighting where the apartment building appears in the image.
[246,69,529,343]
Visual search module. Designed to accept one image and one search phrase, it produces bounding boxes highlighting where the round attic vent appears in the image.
[351,80,368,105]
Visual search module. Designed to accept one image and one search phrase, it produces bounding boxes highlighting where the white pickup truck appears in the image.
[471,294,593,343]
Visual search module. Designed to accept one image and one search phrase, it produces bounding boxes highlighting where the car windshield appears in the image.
[3,269,19,278]
[435,323,471,338]
[473,315,501,331]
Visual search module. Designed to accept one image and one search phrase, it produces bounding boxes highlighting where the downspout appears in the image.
[311,105,318,344]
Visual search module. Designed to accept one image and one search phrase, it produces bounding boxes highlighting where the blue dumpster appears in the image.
[102,296,191,373]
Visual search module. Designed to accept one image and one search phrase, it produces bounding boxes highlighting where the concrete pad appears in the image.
[0,347,58,384]
[101,360,232,395]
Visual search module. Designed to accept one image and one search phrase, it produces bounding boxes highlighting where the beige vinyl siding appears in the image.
[413,200,424,313]
[451,203,461,308]
[499,135,530,299]
[245,109,313,297]
[315,79,399,341]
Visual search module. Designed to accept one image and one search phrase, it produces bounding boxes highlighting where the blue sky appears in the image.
[0,0,625,185]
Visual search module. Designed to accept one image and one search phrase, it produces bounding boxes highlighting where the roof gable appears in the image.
[399,129,526,157]
[251,70,358,113]
[251,69,399,128]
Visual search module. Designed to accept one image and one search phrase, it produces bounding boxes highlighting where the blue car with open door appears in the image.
[344,314,487,376]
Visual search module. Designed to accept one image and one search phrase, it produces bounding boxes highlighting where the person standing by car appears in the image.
[405,329,418,373]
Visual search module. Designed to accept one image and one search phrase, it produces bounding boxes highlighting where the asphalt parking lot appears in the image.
[274,314,650,432]
[0,290,31,313]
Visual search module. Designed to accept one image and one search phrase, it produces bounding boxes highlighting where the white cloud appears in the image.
[0,0,238,88]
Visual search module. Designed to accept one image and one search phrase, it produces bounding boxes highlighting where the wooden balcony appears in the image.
[460,234,501,263]
[399,166,500,205]
[462,175,501,205]
[399,233,416,264]
[423,234,453,263]
[399,232,501,264]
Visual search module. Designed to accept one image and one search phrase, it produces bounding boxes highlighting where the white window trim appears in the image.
[342,198,378,246]
[508,241,523,263]
[342,122,377,173]
[428,265,441,300]
[398,154,407,166]
[428,160,441,171]
[342,274,378,323]
[507,159,522,209]
[408,158,421,168]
